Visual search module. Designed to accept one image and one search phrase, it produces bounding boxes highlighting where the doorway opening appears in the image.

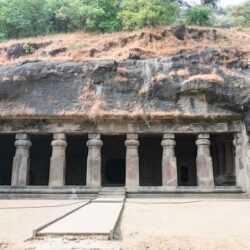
[0,134,15,185]
[102,135,126,187]
[30,135,52,186]
[66,135,88,186]
[210,134,236,186]
[139,135,162,186]
[176,134,197,186]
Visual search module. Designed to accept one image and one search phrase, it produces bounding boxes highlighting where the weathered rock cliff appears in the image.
[0,48,250,129]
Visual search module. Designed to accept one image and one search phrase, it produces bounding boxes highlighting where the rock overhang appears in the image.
[0,48,249,128]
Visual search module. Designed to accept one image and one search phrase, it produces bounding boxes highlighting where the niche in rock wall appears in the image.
[177,93,208,113]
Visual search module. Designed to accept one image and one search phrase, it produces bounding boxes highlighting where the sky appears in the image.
[188,0,248,7]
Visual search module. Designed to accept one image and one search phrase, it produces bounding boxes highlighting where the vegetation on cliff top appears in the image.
[0,0,249,40]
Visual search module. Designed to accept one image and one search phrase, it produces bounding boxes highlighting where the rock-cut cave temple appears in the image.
[0,48,250,197]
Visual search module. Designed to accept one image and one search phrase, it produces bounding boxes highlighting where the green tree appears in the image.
[0,0,49,38]
[79,0,122,32]
[185,5,213,26]
[119,0,179,30]
[47,0,84,32]
[225,1,250,27]
[47,0,122,32]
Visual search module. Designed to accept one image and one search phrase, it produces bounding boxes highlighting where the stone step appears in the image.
[99,188,126,198]
[127,192,248,199]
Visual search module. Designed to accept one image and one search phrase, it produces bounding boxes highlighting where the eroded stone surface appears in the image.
[0,48,249,129]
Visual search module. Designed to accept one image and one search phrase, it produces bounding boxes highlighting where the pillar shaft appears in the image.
[49,133,67,187]
[161,134,177,187]
[125,134,140,188]
[11,134,32,187]
[196,134,214,188]
[86,134,103,188]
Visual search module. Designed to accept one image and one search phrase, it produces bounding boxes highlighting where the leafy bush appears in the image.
[185,5,213,26]
[224,1,250,27]
[47,0,85,32]
[0,0,122,38]
[119,0,179,30]
[0,0,49,38]
[79,0,122,32]
[0,0,222,40]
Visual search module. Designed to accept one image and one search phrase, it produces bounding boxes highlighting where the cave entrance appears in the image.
[176,135,197,186]
[102,135,126,187]
[0,134,15,185]
[66,135,88,186]
[139,135,162,186]
[211,134,236,186]
[30,135,52,186]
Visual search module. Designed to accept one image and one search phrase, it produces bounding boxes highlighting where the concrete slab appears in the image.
[0,199,89,243]
[38,199,124,239]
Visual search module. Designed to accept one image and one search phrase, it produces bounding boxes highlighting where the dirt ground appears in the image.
[0,199,88,248]
[0,199,250,250]
[1,198,250,250]
[1,26,250,64]
[120,198,250,250]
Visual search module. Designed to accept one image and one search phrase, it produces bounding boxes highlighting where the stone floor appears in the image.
[1,198,250,250]
[38,197,124,238]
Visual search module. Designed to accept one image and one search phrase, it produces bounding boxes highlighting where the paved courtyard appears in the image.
[1,198,250,249]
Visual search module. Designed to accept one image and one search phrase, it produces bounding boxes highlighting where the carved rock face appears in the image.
[0,48,249,127]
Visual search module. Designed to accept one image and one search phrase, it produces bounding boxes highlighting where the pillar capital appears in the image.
[126,133,138,140]
[163,133,175,140]
[87,138,103,147]
[125,133,139,147]
[88,133,101,140]
[53,133,66,140]
[51,134,67,147]
[196,134,210,146]
[15,133,32,148]
[16,133,29,140]
[198,133,210,139]
[161,134,176,147]
[15,139,32,148]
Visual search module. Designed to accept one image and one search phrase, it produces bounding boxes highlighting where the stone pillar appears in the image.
[234,132,245,188]
[11,134,32,187]
[125,134,140,188]
[161,134,177,187]
[196,134,214,188]
[49,133,67,187]
[86,134,103,188]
